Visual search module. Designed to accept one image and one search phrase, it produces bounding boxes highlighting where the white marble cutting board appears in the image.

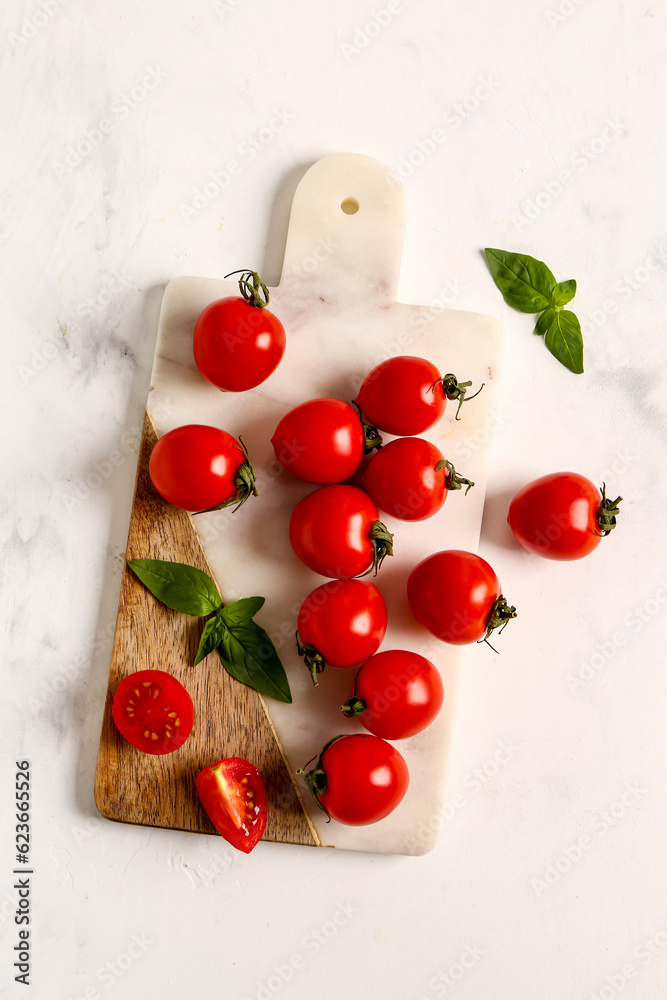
[148,152,504,855]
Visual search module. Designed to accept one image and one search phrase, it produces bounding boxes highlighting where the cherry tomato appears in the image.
[354,356,482,435]
[271,398,365,484]
[508,473,622,561]
[112,669,194,755]
[298,734,409,825]
[289,485,394,579]
[341,650,444,739]
[196,757,268,854]
[361,437,474,521]
[407,549,516,646]
[193,270,286,392]
[296,579,387,682]
[149,424,257,513]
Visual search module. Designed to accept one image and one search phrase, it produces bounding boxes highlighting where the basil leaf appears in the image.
[219,596,266,627]
[484,248,556,313]
[544,309,584,374]
[552,279,576,306]
[194,613,228,666]
[218,620,292,703]
[534,307,556,337]
[128,559,222,616]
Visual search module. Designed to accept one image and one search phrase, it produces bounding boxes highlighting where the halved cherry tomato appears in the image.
[298,734,409,825]
[196,757,268,854]
[361,437,474,521]
[508,473,622,561]
[354,356,482,435]
[193,270,285,392]
[271,398,369,484]
[289,485,394,579]
[407,549,516,646]
[112,669,194,755]
[149,424,257,513]
[296,578,387,682]
[341,649,444,739]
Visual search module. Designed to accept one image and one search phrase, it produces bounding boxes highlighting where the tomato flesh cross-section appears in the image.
[196,757,268,853]
[112,669,194,755]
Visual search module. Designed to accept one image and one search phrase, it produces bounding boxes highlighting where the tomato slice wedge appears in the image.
[112,669,194,755]
[196,758,268,854]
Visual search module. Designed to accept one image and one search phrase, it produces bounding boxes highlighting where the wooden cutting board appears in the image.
[95,152,504,855]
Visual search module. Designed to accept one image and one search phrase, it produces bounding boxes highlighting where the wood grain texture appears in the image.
[94,410,320,848]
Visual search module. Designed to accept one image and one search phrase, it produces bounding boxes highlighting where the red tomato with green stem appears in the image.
[149,424,258,513]
[271,398,381,485]
[289,485,394,579]
[296,578,387,683]
[508,473,622,560]
[407,549,516,648]
[112,670,194,755]
[196,757,267,854]
[341,650,444,739]
[298,735,409,825]
[361,437,474,521]
[354,355,484,435]
[193,270,286,392]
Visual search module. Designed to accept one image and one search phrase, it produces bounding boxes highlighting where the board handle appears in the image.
[279,153,406,304]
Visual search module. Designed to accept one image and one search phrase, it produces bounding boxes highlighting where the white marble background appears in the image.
[1,1,666,997]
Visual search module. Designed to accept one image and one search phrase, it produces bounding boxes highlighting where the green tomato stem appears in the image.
[433,374,485,420]
[595,483,622,537]
[224,269,270,309]
[365,520,394,577]
[295,631,326,686]
[193,436,258,515]
[479,595,517,653]
[350,400,382,454]
[340,696,366,718]
[435,458,475,494]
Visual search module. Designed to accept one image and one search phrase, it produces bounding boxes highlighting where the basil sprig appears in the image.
[128,558,292,704]
[484,248,584,374]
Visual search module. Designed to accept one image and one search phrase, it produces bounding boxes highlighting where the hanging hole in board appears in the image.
[340,197,360,215]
